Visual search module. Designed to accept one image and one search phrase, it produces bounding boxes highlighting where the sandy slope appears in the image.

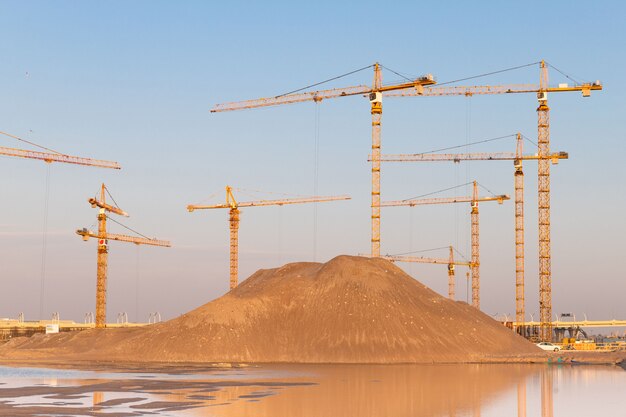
[0,255,541,363]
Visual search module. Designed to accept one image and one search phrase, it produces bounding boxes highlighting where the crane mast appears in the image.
[371,63,383,257]
[96,186,108,328]
[537,61,552,341]
[470,182,480,308]
[448,246,456,300]
[77,184,171,328]
[514,134,525,334]
[187,186,351,289]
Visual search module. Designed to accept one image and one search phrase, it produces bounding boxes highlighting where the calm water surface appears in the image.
[0,363,624,416]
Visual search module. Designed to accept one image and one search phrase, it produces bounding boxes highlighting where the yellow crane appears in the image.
[385,61,601,341]
[211,64,436,258]
[381,181,509,309]
[187,186,350,290]
[76,184,170,328]
[0,130,120,169]
[0,130,120,320]
[211,61,600,341]
[374,133,568,334]
[380,246,472,300]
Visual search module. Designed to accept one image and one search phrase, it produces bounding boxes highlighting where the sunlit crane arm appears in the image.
[385,82,602,97]
[380,255,472,266]
[0,145,121,169]
[187,195,350,211]
[76,228,171,247]
[211,76,435,112]
[372,152,568,162]
[381,195,509,207]
[211,85,370,112]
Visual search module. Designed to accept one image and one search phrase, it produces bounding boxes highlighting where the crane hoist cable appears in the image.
[436,61,541,87]
[403,182,474,202]
[465,95,472,256]
[313,101,320,261]
[276,64,373,98]
[389,246,450,257]
[135,245,140,323]
[0,130,62,155]
[452,247,471,263]
[277,61,548,99]
[379,64,413,83]
[408,207,414,275]
[476,182,499,197]
[103,184,123,211]
[455,158,460,255]
[521,134,540,148]
[277,204,283,265]
[414,134,518,155]
[391,132,544,154]
[39,163,52,319]
[546,62,584,85]
[105,215,152,241]
[232,186,335,201]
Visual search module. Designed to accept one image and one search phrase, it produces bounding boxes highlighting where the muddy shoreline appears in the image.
[1,349,624,374]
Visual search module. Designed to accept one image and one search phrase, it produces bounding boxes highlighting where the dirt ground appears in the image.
[0,255,561,364]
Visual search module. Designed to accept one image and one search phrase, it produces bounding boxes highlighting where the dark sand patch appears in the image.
[0,375,316,416]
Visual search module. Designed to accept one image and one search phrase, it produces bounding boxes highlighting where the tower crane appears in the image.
[385,61,601,341]
[187,186,351,289]
[211,64,436,258]
[0,130,120,169]
[380,246,472,300]
[381,181,509,309]
[76,184,170,328]
[374,133,568,334]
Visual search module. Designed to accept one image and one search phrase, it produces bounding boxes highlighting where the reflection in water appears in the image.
[0,364,624,416]
[209,364,533,417]
[541,368,554,417]
[518,380,526,417]
[92,391,103,408]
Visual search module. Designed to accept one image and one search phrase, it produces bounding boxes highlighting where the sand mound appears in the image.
[0,255,540,363]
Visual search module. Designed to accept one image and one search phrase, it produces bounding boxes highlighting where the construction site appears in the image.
[1,57,625,366]
[2,3,626,416]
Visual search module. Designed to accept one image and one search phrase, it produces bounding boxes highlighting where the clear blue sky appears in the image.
[0,1,624,325]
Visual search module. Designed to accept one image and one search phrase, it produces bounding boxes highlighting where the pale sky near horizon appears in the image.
[0,1,624,326]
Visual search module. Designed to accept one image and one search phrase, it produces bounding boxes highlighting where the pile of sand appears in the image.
[0,255,540,363]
